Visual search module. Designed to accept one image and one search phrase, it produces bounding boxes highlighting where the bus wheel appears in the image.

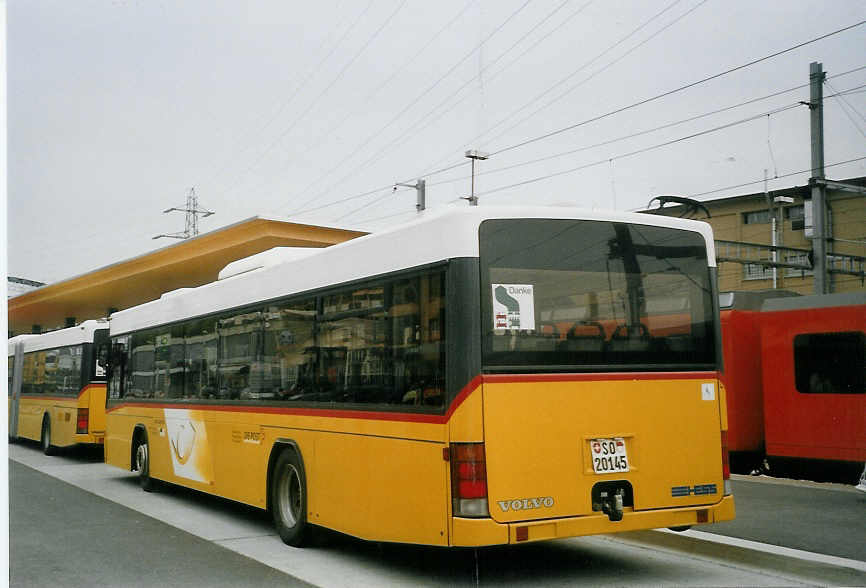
[41,417,55,456]
[134,431,156,492]
[271,449,309,547]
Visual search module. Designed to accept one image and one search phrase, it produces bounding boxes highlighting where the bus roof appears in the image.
[109,206,716,336]
[7,319,108,355]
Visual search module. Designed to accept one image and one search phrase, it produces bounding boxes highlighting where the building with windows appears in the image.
[644,177,866,294]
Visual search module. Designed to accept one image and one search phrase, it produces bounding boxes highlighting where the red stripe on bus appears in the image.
[103,372,715,423]
[479,371,718,384]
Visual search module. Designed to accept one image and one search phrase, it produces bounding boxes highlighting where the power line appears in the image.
[688,156,866,199]
[490,19,866,158]
[825,79,866,138]
[288,80,866,220]
[429,82,866,187]
[354,155,866,227]
[483,0,710,150]
[216,0,406,198]
[413,0,691,178]
[297,0,592,205]
[471,103,804,198]
[283,0,535,215]
[238,0,477,210]
[198,0,368,190]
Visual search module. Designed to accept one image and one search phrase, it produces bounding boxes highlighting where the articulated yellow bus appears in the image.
[104,207,734,547]
[8,320,109,453]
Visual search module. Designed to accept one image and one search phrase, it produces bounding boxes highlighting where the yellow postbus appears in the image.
[8,320,109,454]
[104,207,734,547]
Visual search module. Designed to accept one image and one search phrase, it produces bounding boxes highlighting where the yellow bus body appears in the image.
[105,372,734,547]
[14,384,107,447]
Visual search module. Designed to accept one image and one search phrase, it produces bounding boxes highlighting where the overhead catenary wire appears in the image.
[283,0,535,215]
[290,0,593,208]
[469,103,805,199]
[482,0,710,153]
[288,20,865,222]
[195,0,358,190]
[413,0,694,179]
[488,19,866,159]
[825,79,866,139]
[687,156,866,200]
[427,84,866,188]
[352,155,866,227]
[233,0,478,207]
[215,0,408,198]
[289,79,866,219]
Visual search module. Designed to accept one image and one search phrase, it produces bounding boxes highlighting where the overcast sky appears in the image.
[7,0,866,284]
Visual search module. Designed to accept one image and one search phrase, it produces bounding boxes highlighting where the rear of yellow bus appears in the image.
[449,217,734,546]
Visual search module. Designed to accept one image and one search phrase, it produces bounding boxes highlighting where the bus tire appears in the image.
[41,416,55,456]
[133,430,156,492]
[271,449,309,547]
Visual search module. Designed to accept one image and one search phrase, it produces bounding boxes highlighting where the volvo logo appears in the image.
[497,497,554,512]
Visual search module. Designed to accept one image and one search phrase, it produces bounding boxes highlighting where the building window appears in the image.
[794,332,865,394]
[784,205,804,221]
[784,253,814,277]
[743,210,770,225]
[743,262,773,280]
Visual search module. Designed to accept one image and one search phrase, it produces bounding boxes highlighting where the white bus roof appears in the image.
[7,320,108,355]
[109,206,716,336]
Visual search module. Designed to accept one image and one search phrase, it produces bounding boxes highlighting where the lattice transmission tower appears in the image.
[153,187,215,240]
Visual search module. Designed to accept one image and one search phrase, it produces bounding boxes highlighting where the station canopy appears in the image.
[8,216,366,336]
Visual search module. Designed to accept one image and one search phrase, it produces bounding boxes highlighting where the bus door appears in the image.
[9,342,25,439]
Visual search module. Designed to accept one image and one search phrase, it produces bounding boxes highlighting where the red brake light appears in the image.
[450,443,489,517]
[76,408,89,434]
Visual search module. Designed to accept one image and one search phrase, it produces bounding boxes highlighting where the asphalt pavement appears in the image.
[704,474,866,561]
[8,443,866,587]
[9,459,311,588]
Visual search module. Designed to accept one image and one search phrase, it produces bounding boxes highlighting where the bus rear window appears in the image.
[480,219,716,371]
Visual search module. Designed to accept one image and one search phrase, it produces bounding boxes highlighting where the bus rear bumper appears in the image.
[451,495,736,546]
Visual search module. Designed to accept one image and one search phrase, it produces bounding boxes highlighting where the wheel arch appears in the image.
[130,424,148,472]
[266,439,306,513]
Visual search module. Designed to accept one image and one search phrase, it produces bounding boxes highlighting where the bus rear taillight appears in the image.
[76,408,89,434]
[721,430,732,495]
[450,443,489,517]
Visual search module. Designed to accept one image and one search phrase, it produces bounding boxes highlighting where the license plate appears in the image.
[590,438,629,474]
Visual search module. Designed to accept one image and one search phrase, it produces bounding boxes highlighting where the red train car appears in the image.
[759,292,866,464]
[718,290,799,467]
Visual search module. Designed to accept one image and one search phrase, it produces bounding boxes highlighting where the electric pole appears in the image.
[808,61,828,294]
[153,187,215,240]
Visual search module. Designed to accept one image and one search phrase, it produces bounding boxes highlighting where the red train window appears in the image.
[793,331,866,394]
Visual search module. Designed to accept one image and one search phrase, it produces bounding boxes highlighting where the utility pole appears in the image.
[153,187,215,240]
[764,169,778,289]
[808,61,828,294]
[394,179,426,212]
